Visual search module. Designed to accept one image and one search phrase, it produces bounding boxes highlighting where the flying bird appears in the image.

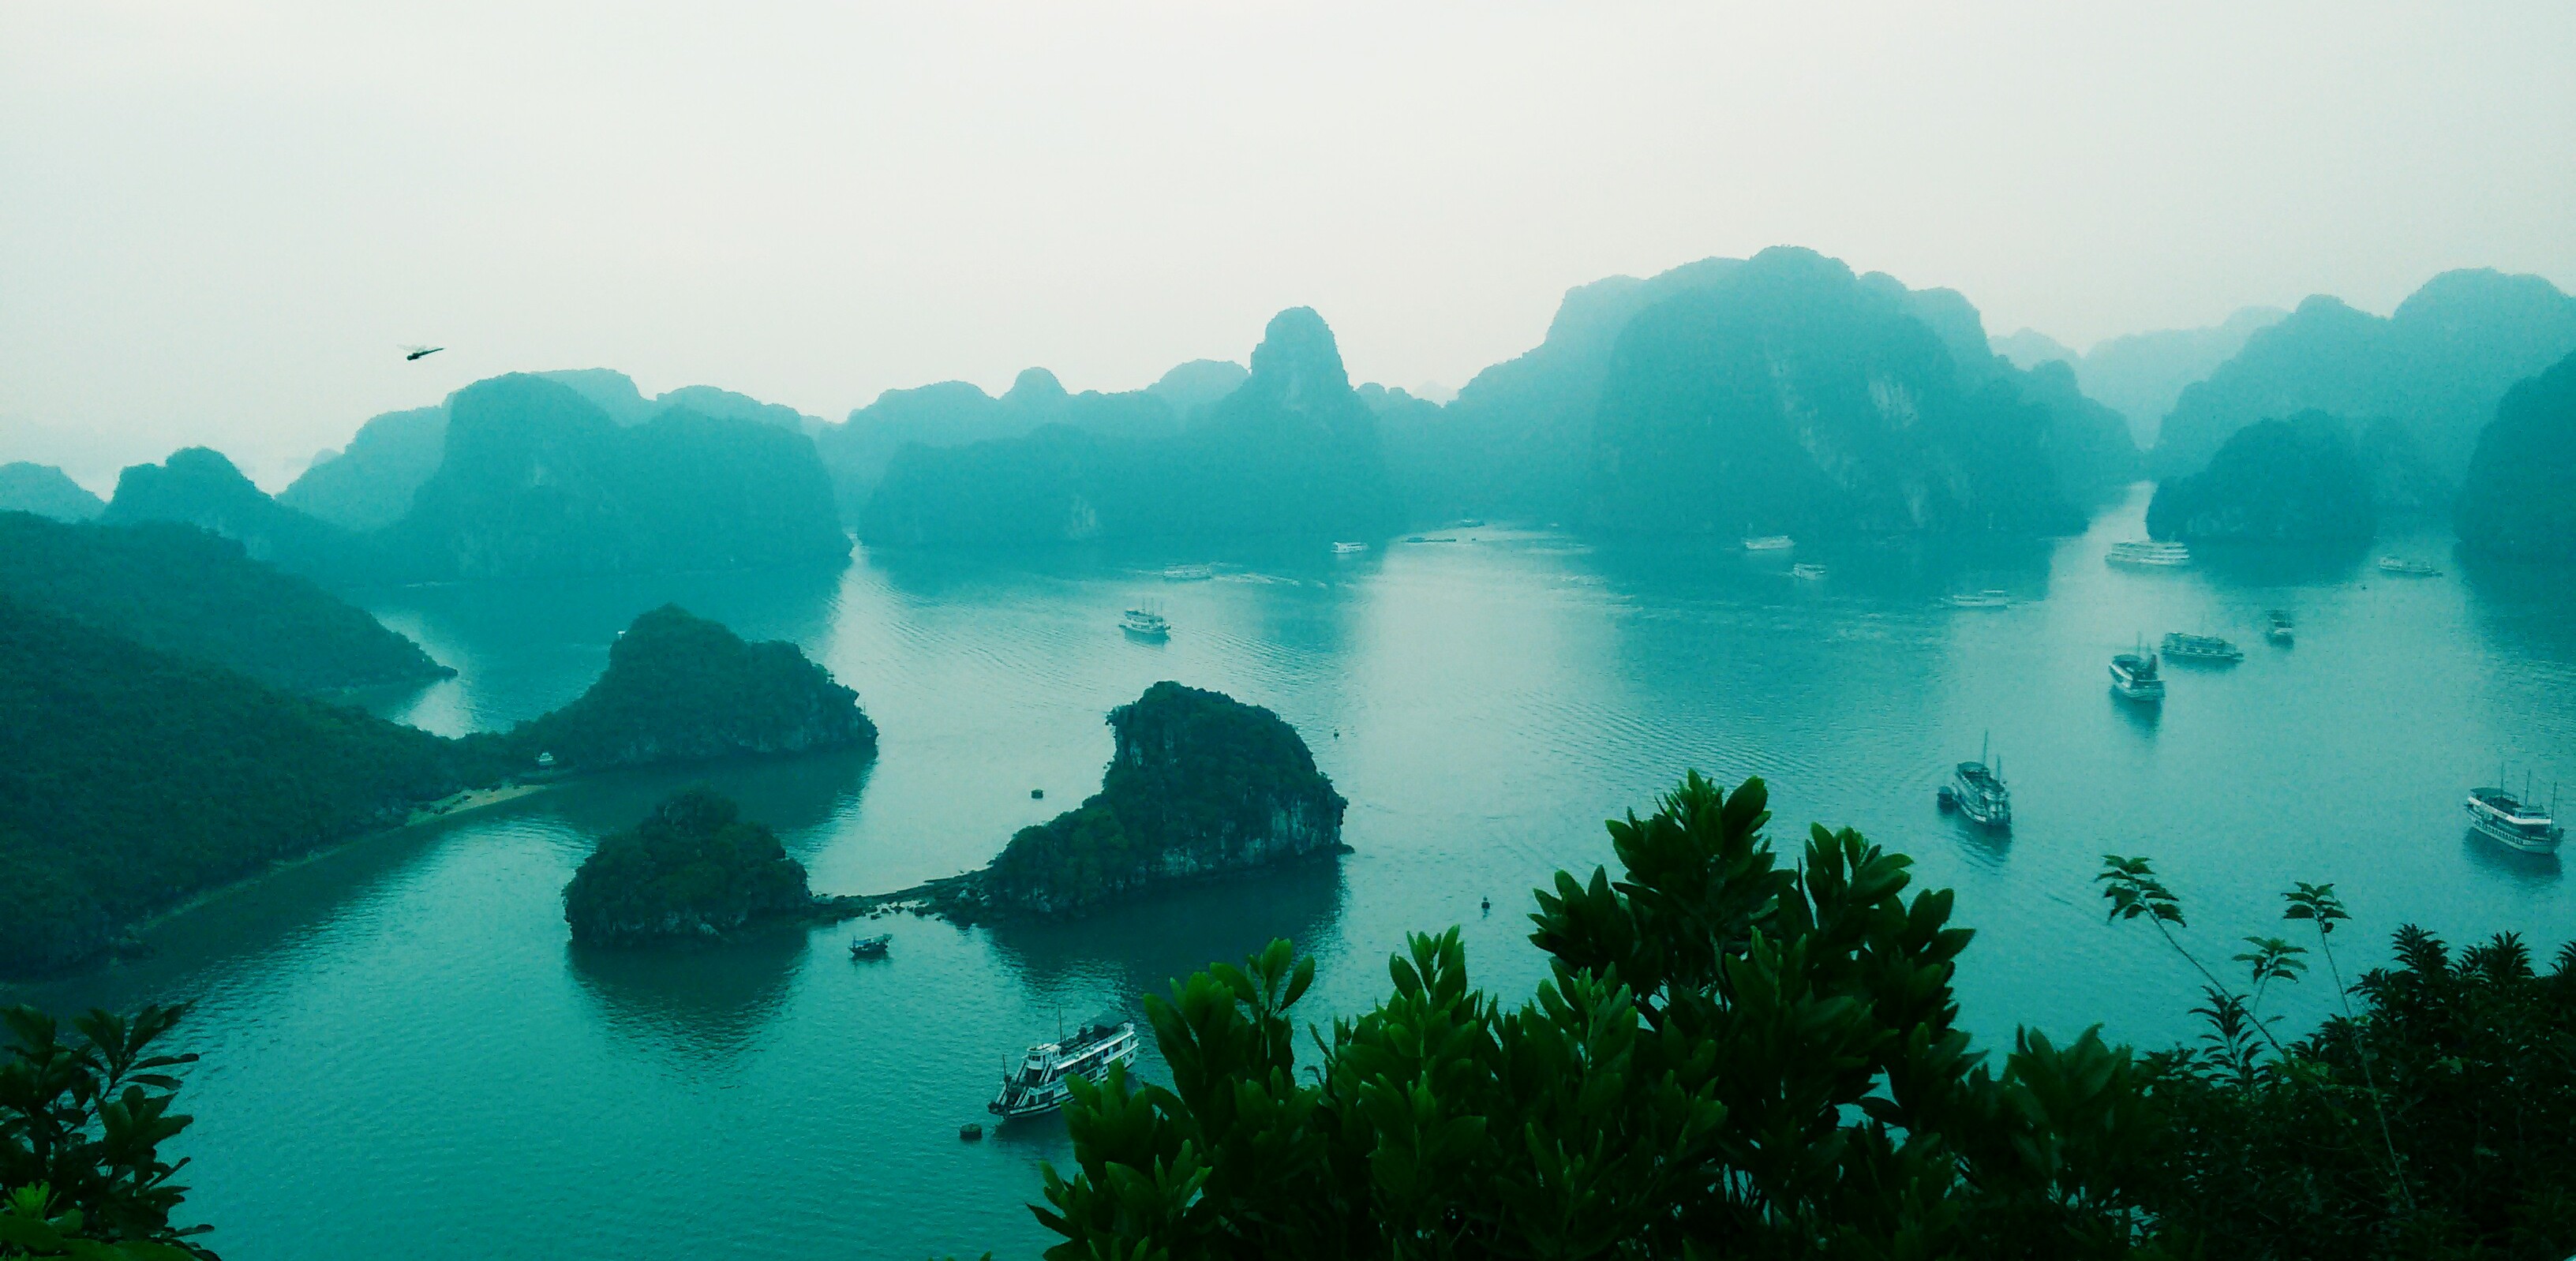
[403,346,445,361]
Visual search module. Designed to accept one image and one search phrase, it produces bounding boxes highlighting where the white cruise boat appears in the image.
[1120,607,1170,639]
[2106,541,2192,568]
[1791,563,1828,580]
[2465,785,2562,855]
[1331,541,1368,554]
[1937,736,2011,829]
[2161,632,2244,664]
[989,1018,1141,1118]
[1743,535,1797,552]
[1161,564,1213,582]
[2110,645,2165,701]
[1945,590,2010,609]
[2377,556,2442,577]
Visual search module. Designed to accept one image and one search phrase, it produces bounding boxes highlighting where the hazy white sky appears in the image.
[6,1,2572,489]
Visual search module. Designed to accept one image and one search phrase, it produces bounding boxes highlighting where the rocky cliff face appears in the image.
[943,682,1346,917]
[1587,247,2083,538]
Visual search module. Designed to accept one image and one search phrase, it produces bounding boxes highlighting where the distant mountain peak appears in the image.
[1005,367,1069,406]
[1244,307,1353,410]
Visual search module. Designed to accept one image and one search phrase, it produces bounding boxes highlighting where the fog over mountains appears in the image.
[17,246,2576,568]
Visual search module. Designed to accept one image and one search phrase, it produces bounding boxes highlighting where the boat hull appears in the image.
[2465,796,2563,854]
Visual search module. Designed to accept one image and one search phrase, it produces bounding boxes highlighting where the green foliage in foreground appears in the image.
[1043,773,2156,1259]
[1043,774,2576,1261]
[0,1005,206,1259]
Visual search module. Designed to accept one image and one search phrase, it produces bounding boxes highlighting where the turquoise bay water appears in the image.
[15,488,2575,1259]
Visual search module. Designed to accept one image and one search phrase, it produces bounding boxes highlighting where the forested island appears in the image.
[2145,412,2378,544]
[562,788,847,944]
[482,604,878,769]
[0,511,451,694]
[906,682,1346,918]
[2455,348,2576,560]
[0,597,873,977]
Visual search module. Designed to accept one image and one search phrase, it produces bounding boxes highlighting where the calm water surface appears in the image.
[15,488,2575,1259]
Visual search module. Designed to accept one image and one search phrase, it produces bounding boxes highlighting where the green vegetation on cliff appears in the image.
[1,1003,209,1258]
[560,788,816,944]
[493,605,875,770]
[1041,773,2576,1261]
[2146,412,2377,544]
[2455,349,2576,561]
[1586,247,2090,538]
[0,512,449,694]
[965,682,1346,915]
[0,597,501,976]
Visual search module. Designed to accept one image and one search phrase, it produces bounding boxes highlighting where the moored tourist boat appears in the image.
[2110,645,2165,701]
[1936,736,2011,829]
[1945,589,2010,609]
[2106,540,2192,568]
[848,933,891,960]
[2265,610,2295,645]
[1743,535,1796,551]
[990,1018,1141,1118]
[1120,607,1170,639]
[2377,556,2441,577]
[2160,632,2244,664]
[2464,784,2563,855]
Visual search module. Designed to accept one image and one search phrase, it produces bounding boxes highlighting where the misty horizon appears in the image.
[6,2,2574,488]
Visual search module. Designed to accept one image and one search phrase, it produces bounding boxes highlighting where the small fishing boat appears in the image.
[1120,607,1170,639]
[2464,780,2562,855]
[1945,589,2010,609]
[2110,645,2166,701]
[2377,556,2441,577]
[2264,611,2295,645]
[1331,541,1368,555]
[1743,535,1797,552]
[990,1018,1141,1118]
[2106,541,2192,568]
[1791,563,1828,581]
[2161,632,2244,664]
[1935,736,2012,829]
[848,934,891,960]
